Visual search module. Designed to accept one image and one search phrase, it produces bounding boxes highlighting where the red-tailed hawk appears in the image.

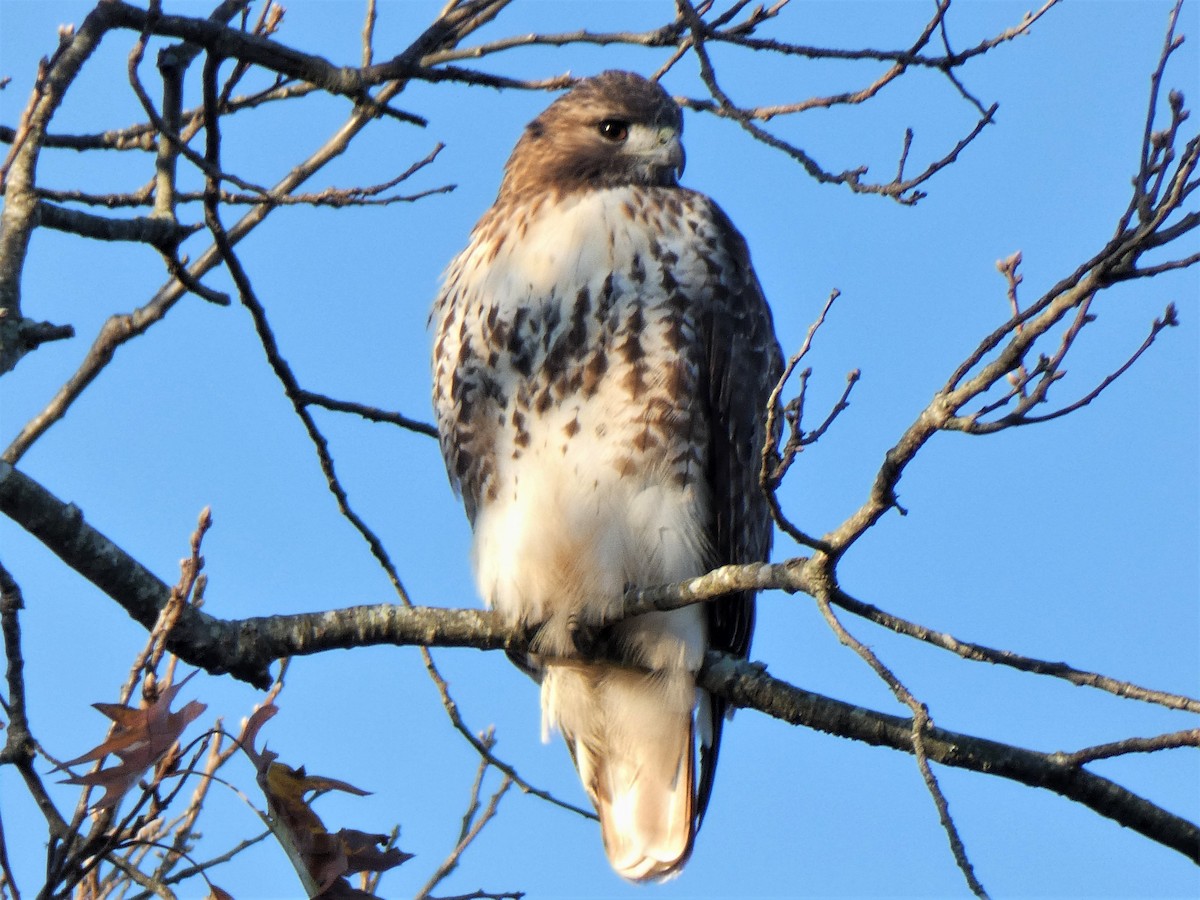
[431,70,782,881]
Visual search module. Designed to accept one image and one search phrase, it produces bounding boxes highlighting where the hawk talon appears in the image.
[567,615,602,657]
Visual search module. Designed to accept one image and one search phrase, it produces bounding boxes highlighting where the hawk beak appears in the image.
[660,128,686,179]
[625,123,686,184]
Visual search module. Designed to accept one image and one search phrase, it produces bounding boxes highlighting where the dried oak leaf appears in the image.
[241,704,411,896]
[307,826,412,897]
[57,672,206,810]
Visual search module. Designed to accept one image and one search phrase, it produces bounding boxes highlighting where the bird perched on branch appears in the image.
[431,70,782,881]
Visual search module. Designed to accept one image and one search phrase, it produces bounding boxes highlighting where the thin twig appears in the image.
[2,29,431,464]
[813,593,987,897]
[1055,729,1200,767]
[827,585,1200,714]
[758,288,841,551]
[362,0,378,67]
[0,808,21,900]
[0,560,70,841]
[416,743,514,900]
[298,390,438,438]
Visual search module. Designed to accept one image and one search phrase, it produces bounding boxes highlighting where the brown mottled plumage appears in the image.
[431,71,782,882]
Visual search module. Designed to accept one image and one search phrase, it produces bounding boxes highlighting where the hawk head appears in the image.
[499,70,685,200]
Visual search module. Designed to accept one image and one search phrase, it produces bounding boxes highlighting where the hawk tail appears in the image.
[544,665,697,882]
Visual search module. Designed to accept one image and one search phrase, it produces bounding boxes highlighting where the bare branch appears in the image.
[424,22,685,66]
[626,563,1200,715]
[103,1,427,125]
[1054,730,1200,767]
[1014,303,1178,424]
[416,746,514,900]
[417,627,598,822]
[4,458,1195,721]
[0,315,74,357]
[820,48,1196,551]
[0,80,318,155]
[706,0,1060,68]
[297,390,439,439]
[126,25,270,199]
[2,66,420,464]
[362,0,378,67]
[200,51,413,608]
[34,180,455,210]
[2,459,1195,862]
[699,653,1199,863]
[676,0,1003,204]
[0,7,117,375]
[0,809,20,900]
[826,586,1200,714]
[34,201,199,249]
[0,560,70,838]
[812,591,986,896]
[759,289,843,552]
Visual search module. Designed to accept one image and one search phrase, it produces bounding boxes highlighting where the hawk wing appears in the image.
[694,197,783,825]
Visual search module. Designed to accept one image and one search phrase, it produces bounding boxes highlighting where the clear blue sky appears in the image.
[1,1,1197,897]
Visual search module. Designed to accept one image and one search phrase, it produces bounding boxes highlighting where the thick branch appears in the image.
[6,458,1196,723]
[699,654,1199,863]
[0,3,114,375]
[35,201,198,249]
[1,461,1195,863]
[1,0,486,464]
[0,461,273,687]
[97,2,426,125]
[0,559,70,839]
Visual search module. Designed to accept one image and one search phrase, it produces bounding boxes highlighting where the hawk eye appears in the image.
[597,119,630,142]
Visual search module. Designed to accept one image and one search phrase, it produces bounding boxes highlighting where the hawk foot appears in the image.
[567,612,603,657]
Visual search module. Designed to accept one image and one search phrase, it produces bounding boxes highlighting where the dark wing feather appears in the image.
[694,196,783,827]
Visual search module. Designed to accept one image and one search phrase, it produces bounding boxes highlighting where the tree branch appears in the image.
[0,560,72,859]
[1,460,1194,863]
[699,653,1199,863]
[5,457,1195,719]
[34,201,199,249]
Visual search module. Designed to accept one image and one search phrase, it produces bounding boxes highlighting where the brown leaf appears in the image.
[239,702,279,771]
[57,671,206,810]
[309,829,412,890]
[238,705,409,895]
[333,828,413,876]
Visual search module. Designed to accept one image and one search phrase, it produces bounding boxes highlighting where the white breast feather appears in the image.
[437,185,724,882]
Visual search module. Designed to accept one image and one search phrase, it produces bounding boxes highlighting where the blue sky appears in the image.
[1,1,1197,898]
